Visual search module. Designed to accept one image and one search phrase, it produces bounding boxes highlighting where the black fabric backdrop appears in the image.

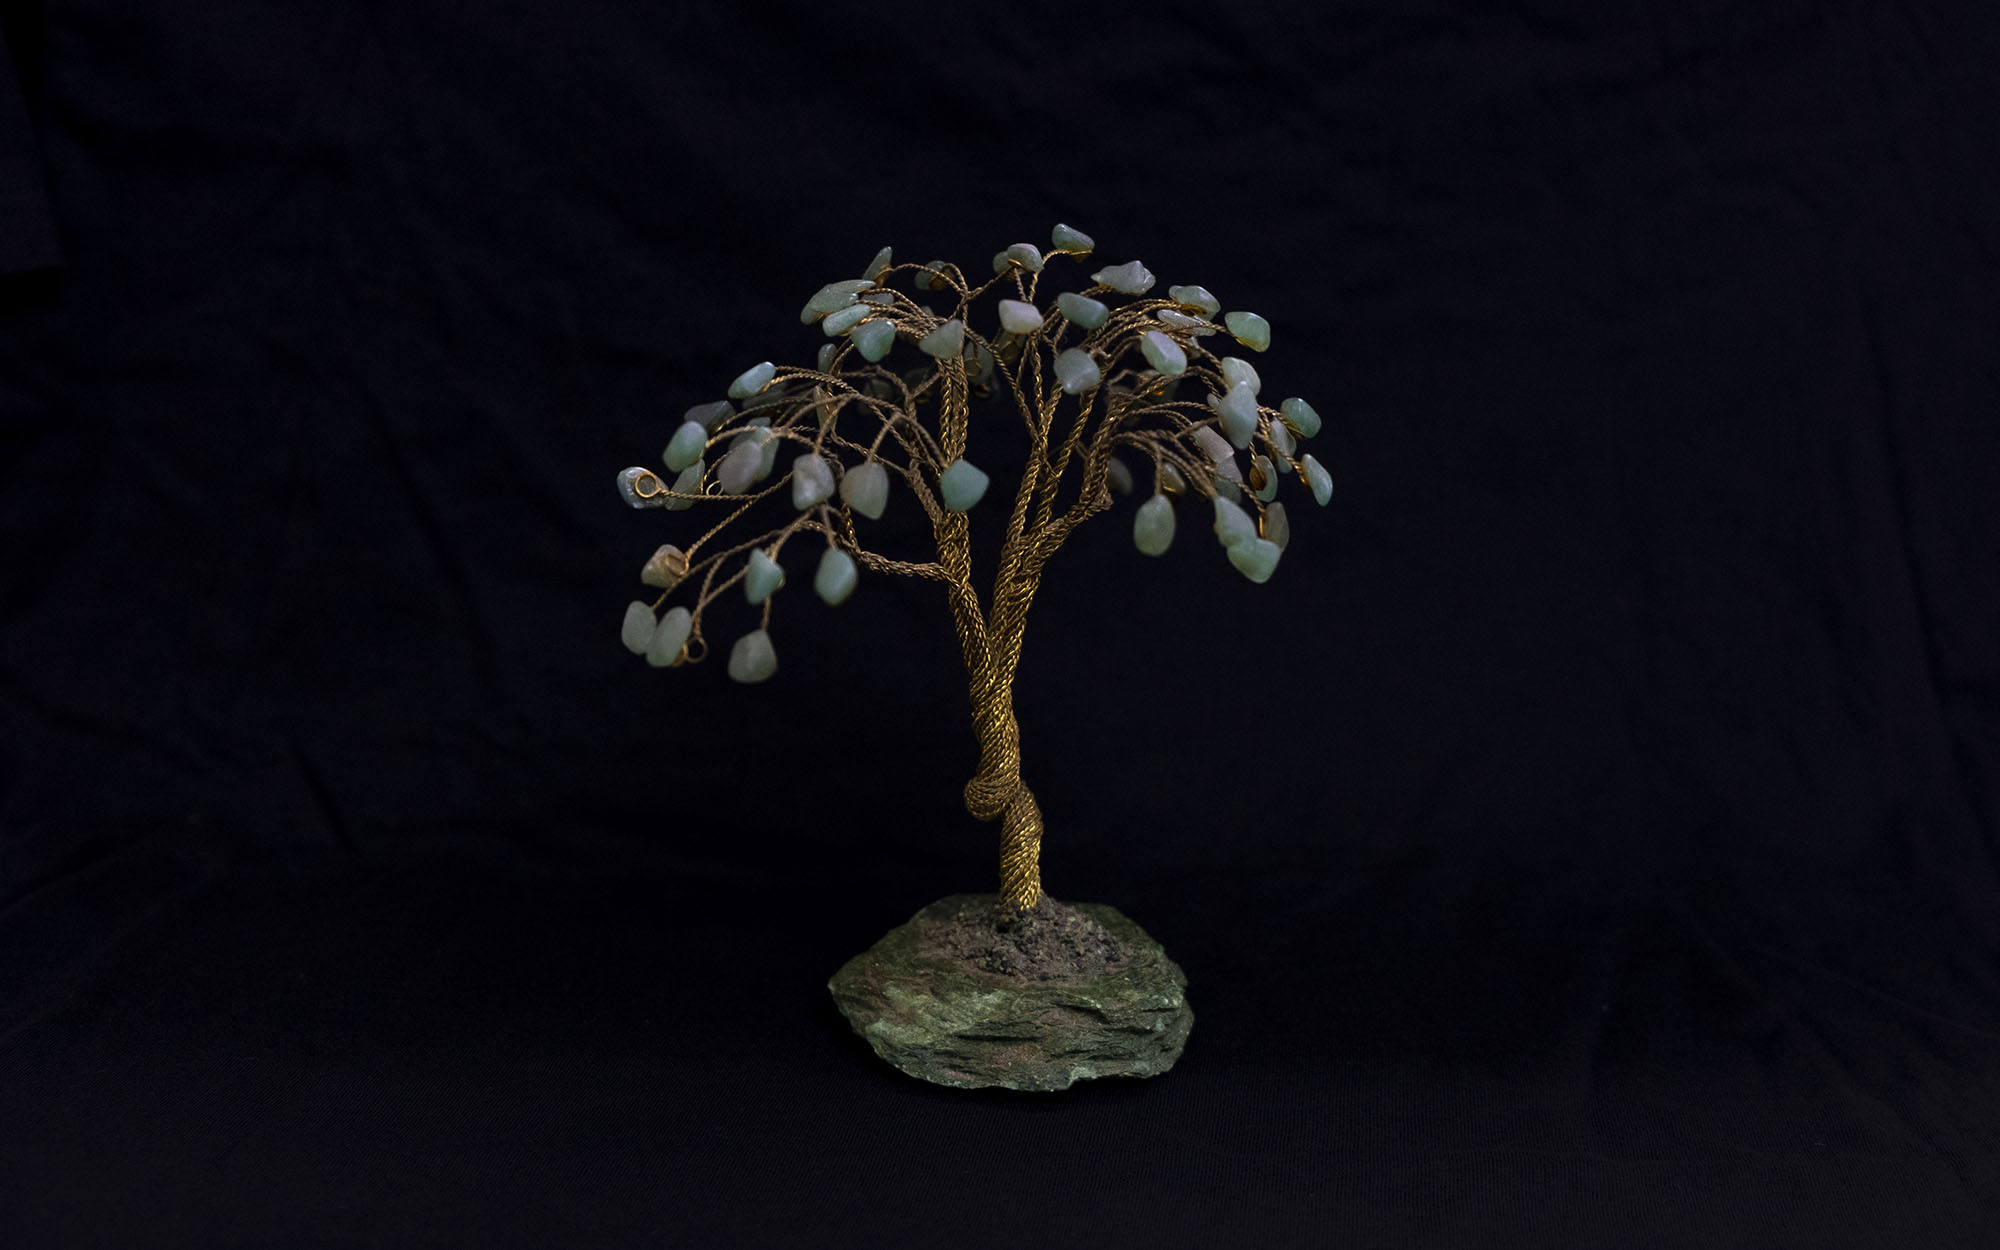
[3,1,1998,1246]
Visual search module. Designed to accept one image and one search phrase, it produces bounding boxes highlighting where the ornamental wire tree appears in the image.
[613,226,1330,1089]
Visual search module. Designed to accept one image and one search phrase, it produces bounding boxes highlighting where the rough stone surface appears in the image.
[828,894,1193,1092]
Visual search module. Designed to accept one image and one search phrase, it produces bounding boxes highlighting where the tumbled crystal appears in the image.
[1105,455,1135,495]
[1157,309,1217,334]
[962,337,996,384]
[919,318,964,358]
[1140,330,1186,376]
[664,459,704,510]
[663,421,707,473]
[1266,416,1295,460]
[1251,454,1280,502]
[617,466,666,508]
[1092,260,1156,295]
[1210,382,1259,448]
[991,251,1012,274]
[1054,347,1100,394]
[1302,453,1332,506]
[1005,243,1045,273]
[646,606,692,668]
[1223,310,1270,352]
[939,458,989,512]
[640,543,689,589]
[1133,494,1175,556]
[620,600,655,655]
[717,440,766,493]
[816,342,837,371]
[841,461,889,519]
[744,549,785,604]
[864,246,893,282]
[1168,284,1221,315]
[1212,496,1257,549]
[685,400,733,427]
[821,303,871,336]
[1050,223,1095,253]
[1214,476,1243,502]
[1261,501,1291,550]
[1220,357,1262,395]
[1227,536,1281,583]
[916,260,951,291]
[727,629,777,683]
[1160,463,1188,495]
[727,361,776,398]
[800,279,874,323]
[997,299,1042,334]
[1056,292,1110,330]
[792,453,835,509]
[814,548,857,606]
[852,317,895,362]
[1280,397,1322,438]
[860,290,893,305]
[1192,426,1236,470]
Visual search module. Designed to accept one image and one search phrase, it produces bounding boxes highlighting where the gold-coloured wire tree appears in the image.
[615,225,1330,914]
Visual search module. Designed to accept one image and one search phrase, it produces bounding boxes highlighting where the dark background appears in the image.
[3,1,1998,1245]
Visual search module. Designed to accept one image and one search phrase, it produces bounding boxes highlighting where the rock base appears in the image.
[828,894,1193,1092]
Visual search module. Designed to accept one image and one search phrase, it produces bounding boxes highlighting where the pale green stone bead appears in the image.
[664,459,704,510]
[963,337,996,383]
[1262,501,1291,551]
[684,400,733,427]
[1227,536,1281,583]
[821,303,871,336]
[757,432,781,479]
[1157,309,1217,334]
[860,290,893,304]
[919,318,964,358]
[1056,292,1110,329]
[814,548,857,606]
[1168,284,1221,315]
[1214,476,1243,503]
[841,461,889,519]
[1133,493,1175,556]
[852,317,895,362]
[646,606,692,668]
[997,299,1042,334]
[1054,347,1100,394]
[1141,330,1186,376]
[917,260,951,291]
[1266,416,1296,459]
[1220,356,1262,395]
[939,458,990,512]
[727,628,777,683]
[617,466,665,508]
[1005,243,1045,273]
[800,278,874,323]
[1224,310,1271,352]
[641,544,686,589]
[991,250,1012,274]
[1211,383,1259,448]
[744,548,785,604]
[1280,397,1322,438]
[1091,260,1156,295]
[1252,454,1280,502]
[792,453,835,509]
[1212,496,1257,549]
[816,342,837,371]
[663,421,707,473]
[1192,427,1239,476]
[716,440,765,494]
[1303,453,1332,506]
[727,360,776,398]
[1106,455,1135,495]
[864,246,893,281]
[1050,223,1095,253]
[620,601,656,655]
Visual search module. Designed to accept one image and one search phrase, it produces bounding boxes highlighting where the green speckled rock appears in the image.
[828,894,1193,1092]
